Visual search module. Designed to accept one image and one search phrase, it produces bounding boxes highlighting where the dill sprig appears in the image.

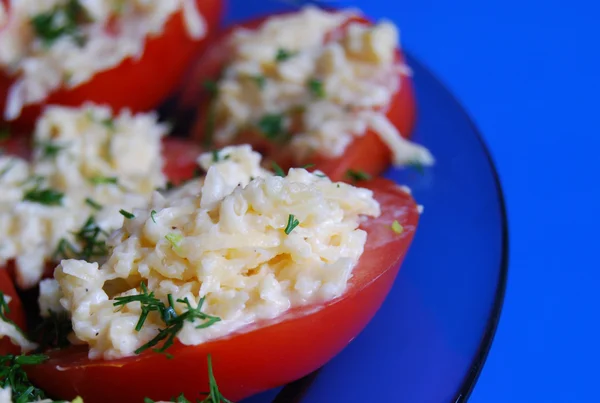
[113,283,221,355]
[143,355,232,403]
[275,48,295,62]
[30,0,90,47]
[0,354,50,403]
[200,355,233,403]
[53,216,109,261]
[307,78,326,99]
[0,291,22,333]
[271,162,285,177]
[284,214,300,235]
[345,169,372,183]
[119,209,135,219]
[23,186,64,206]
[258,114,288,142]
[88,175,118,186]
[84,197,102,211]
[36,140,67,159]
[32,310,72,350]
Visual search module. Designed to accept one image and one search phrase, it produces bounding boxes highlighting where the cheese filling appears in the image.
[0,0,206,120]
[54,145,381,359]
[0,104,167,289]
[210,6,433,167]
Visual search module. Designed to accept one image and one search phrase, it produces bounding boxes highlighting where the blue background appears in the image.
[356,1,597,402]
[227,1,597,402]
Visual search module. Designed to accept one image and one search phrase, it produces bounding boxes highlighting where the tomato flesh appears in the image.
[0,0,224,130]
[0,269,27,355]
[179,13,416,182]
[27,178,420,402]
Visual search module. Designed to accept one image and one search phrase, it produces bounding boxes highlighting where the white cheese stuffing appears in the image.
[211,6,433,167]
[0,387,81,403]
[0,294,38,352]
[38,278,65,316]
[0,0,206,120]
[55,146,381,359]
[0,104,167,289]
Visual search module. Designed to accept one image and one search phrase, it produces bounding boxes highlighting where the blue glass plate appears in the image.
[224,2,509,403]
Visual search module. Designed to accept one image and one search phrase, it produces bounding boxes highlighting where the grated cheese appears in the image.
[54,145,381,359]
[0,0,206,120]
[0,104,167,289]
[210,6,434,167]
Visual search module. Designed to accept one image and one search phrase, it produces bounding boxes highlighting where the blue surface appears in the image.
[227,2,503,402]
[226,1,598,402]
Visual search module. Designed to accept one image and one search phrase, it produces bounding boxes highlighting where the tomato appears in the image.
[178,12,417,182]
[0,269,27,355]
[161,137,204,185]
[1,137,203,287]
[27,178,420,403]
[0,0,224,130]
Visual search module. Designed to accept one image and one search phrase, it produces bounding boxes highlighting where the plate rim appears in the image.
[270,52,510,403]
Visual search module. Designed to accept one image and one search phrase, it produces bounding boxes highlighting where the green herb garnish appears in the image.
[143,355,231,402]
[0,126,10,142]
[307,78,326,99]
[202,80,219,96]
[0,291,24,335]
[275,48,295,62]
[258,114,287,141]
[271,162,285,177]
[391,220,404,234]
[36,140,66,159]
[23,187,64,206]
[284,214,300,235]
[408,160,425,175]
[165,232,183,249]
[54,216,109,261]
[119,209,135,219]
[151,210,158,223]
[250,75,266,89]
[0,354,50,403]
[101,118,115,131]
[345,169,371,183]
[200,355,233,403]
[88,175,118,186]
[30,0,89,47]
[114,284,221,355]
[0,159,16,179]
[85,197,102,211]
[33,310,72,350]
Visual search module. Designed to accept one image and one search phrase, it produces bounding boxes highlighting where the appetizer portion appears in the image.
[0,0,223,127]
[181,6,433,181]
[0,103,201,290]
[23,145,420,402]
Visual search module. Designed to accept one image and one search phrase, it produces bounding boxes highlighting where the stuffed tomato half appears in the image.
[178,6,433,182]
[0,0,223,130]
[0,103,202,290]
[23,144,420,402]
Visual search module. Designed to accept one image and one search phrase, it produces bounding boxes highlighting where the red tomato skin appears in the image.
[161,137,204,185]
[0,269,27,355]
[179,12,416,182]
[0,0,224,131]
[27,178,420,403]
